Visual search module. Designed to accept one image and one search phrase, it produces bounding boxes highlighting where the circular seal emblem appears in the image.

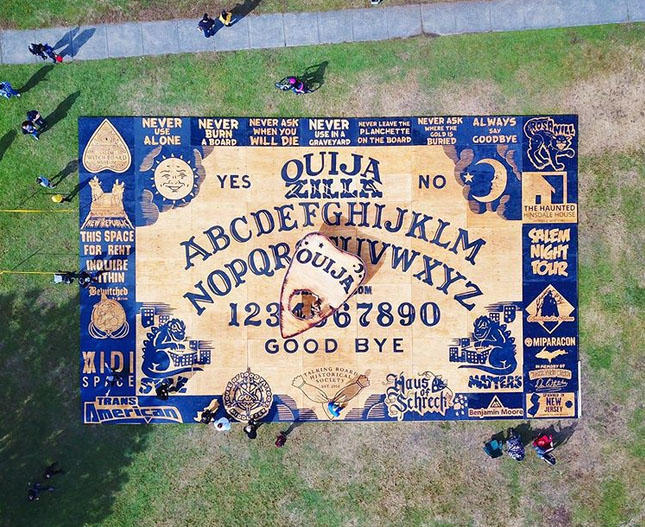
[223,368,273,422]
[89,293,129,339]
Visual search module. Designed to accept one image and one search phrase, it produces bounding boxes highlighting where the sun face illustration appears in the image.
[152,156,198,203]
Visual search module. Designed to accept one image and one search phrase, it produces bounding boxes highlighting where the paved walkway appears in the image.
[1,0,643,64]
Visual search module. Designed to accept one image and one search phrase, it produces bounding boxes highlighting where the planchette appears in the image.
[280,233,366,338]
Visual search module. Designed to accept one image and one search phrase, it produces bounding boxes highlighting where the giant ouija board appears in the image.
[79,115,580,424]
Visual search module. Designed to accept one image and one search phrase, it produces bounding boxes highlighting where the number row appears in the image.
[228,302,440,328]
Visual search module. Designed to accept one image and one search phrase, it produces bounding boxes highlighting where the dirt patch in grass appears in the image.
[430,78,508,115]
[546,506,572,527]
[427,48,644,157]
[555,67,645,156]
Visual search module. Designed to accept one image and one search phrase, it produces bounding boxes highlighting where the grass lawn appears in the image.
[0,23,644,527]
[0,0,460,30]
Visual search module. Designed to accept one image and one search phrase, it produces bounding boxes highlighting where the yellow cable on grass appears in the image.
[0,271,58,275]
[0,209,75,213]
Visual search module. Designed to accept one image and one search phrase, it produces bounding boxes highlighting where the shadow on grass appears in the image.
[232,0,263,24]
[0,289,151,525]
[509,421,578,447]
[64,177,91,203]
[0,130,17,163]
[43,92,81,135]
[301,61,329,92]
[18,65,54,95]
[51,160,79,187]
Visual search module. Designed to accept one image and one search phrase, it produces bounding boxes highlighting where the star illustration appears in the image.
[463,172,474,183]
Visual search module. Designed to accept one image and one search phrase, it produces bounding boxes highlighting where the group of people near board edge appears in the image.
[153,382,291,446]
[484,428,558,465]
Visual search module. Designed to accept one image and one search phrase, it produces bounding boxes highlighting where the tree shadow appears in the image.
[55,27,96,58]
[300,61,329,92]
[0,289,151,525]
[231,0,263,25]
[18,65,54,95]
[0,130,17,162]
[43,92,81,135]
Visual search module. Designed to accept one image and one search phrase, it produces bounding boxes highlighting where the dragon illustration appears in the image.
[141,318,203,378]
[459,315,517,375]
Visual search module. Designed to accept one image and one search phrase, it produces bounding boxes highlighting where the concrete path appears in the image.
[1,0,643,64]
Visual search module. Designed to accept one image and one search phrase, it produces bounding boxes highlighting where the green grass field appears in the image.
[0,0,458,30]
[0,23,644,527]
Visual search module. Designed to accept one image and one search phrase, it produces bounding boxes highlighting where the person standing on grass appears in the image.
[27,110,47,129]
[219,10,234,27]
[44,462,64,480]
[198,13,216,37]
[0,81,20,99]
[505,428,525,461]
[27,482,54,501]
[53,271,75,284]
[22,120,41,140]
[214,416,231,431]
[37,175,56,188]
[199,409,216,424]
[532,433,556,464]
[243,418,260,439]
[52,194,71,203]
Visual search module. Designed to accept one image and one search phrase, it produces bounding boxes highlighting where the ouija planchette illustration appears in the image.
[279,233,366,338]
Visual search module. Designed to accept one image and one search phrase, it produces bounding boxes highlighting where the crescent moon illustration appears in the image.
[472,158,508,202]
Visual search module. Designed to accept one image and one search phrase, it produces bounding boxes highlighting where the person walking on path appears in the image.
[29,43,49,61]
[198,13,216,37]
[27,110,47,129]
[43,43,62,63]
[29,43,61,63]
[44,462,64,480]
[219,10,234,27]
[0,81,21,99]
[37,175,56,188]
